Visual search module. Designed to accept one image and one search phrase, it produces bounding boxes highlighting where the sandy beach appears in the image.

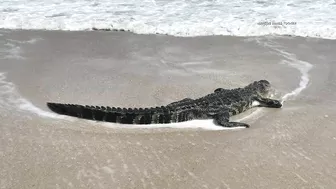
[1,29,336,189]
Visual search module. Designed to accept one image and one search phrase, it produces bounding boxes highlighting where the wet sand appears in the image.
[1,29,336,189]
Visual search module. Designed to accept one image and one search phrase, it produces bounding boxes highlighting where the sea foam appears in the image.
[1,0,336,39]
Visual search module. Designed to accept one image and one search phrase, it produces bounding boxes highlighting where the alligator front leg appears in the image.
[213,110,250,128]
[254,96,282,108]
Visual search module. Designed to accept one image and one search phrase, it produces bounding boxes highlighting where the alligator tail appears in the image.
[46,102,172,124]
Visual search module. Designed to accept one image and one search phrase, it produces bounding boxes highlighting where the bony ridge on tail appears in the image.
[46,80,282,128]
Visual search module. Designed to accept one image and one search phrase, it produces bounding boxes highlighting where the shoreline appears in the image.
[1,28,335,41]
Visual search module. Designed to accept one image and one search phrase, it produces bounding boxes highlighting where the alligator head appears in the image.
[247,79,272,97]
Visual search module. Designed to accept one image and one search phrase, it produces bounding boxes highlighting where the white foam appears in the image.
[251,101,261,107]
[7,38,42,44]
[256,39,313,103]
[280,60,312,102]
[0,38,41,60]
[1,0,336,39]
[99,119,245,131]
[0,42,23,59]
[0,72,72,120]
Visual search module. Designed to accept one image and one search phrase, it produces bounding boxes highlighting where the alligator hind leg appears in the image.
[214,88,226,93]
[214,111,250,128]
[167,98,194,107]
[254,96,282,108]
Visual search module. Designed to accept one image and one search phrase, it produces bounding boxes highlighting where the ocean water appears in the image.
[1,0,336,39]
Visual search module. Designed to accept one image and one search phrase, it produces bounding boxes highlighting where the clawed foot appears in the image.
[215,120,250,128]
[255,97,283,108]
[224,122,250,128]
[267,100,282,108]
[214,111,250,128]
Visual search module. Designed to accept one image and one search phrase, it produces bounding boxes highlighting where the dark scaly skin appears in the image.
[46,80,282,128]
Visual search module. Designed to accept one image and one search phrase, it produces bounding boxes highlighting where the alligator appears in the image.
[46,80,282,128]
